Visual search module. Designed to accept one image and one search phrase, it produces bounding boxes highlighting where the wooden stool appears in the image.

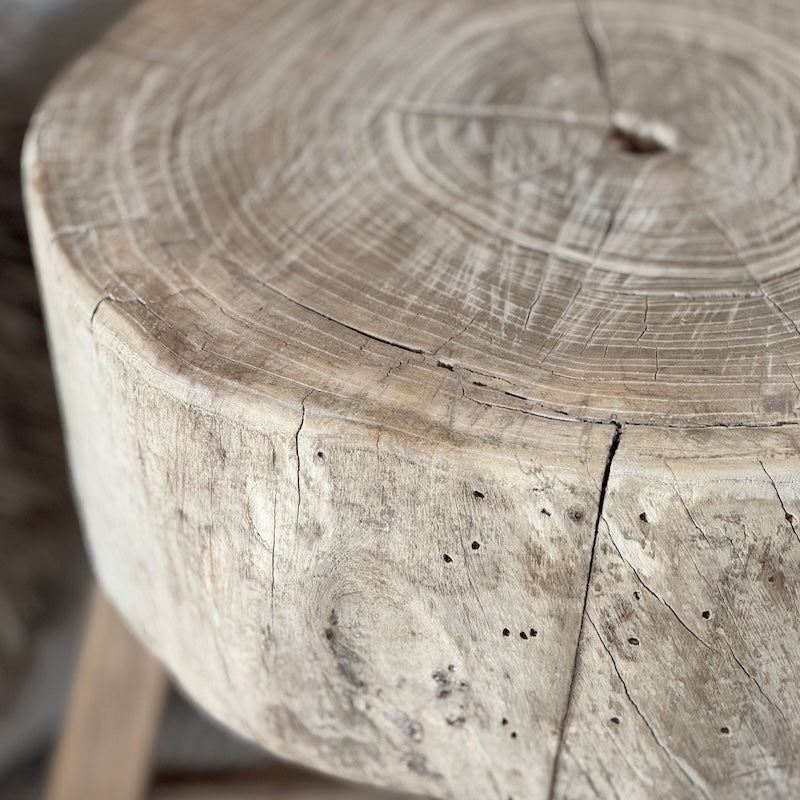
[24,0,800,797]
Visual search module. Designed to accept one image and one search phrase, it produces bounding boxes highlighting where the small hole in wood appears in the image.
[610,716,620,725]
[503,628,510,637]
[471,541,480,550]
[567,508,584,523]
[702,610,711,619]
[316,450,325,460]
[502,717,509,726]
[633,591,641,600]
[530,628,538,638]
[639,512,648,523]
[473,490,485,499]
[511,731,518,738]
[768,575,776,583]
[628,637,640,646]
[443,554,453,563]
[541,508,551,517]
[720,726,730,735]
[519,631,528,640]
[786,513,795,523]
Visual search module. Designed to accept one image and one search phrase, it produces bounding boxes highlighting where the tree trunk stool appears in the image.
[23,0,800,798]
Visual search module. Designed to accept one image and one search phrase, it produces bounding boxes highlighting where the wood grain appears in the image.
[23,0,800,797]
[43,586,168,800]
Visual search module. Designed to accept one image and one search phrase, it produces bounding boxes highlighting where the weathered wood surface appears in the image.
[23,0,800,797]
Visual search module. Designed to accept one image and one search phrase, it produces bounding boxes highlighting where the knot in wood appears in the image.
[611,109,680,154]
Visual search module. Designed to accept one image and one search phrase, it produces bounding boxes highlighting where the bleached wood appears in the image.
[23,0,800,797]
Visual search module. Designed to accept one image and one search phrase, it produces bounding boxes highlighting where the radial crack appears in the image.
[576,0,613,112]
[281,390,312,631]
[295,393,311,528]
[434,311,479,357]
[547,422,622,799]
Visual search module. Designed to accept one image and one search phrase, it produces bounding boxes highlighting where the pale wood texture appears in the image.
[43,585,168,800]
[23,0,800,797]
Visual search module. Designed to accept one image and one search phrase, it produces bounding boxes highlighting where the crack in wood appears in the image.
[603,526,717,653]
[461,388,800,430]
[547,422,622,799]
[576,0,613,114]
[722,640,786,720]
[266,283,426,355]
[90,293,800,430]
[283,390,312,634]
[759,461,799,544]
[586,615,713,800]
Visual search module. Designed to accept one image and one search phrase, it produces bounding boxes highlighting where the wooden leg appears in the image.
[43,583,169,800]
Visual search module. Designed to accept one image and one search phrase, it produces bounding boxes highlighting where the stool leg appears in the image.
[43,583,168,800]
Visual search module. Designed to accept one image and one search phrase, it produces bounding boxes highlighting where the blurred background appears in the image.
[0,0,270,795]
[0,2,411,798]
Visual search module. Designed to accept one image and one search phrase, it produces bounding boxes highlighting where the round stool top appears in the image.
[25,1,800,798]
[28,0,800,433]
